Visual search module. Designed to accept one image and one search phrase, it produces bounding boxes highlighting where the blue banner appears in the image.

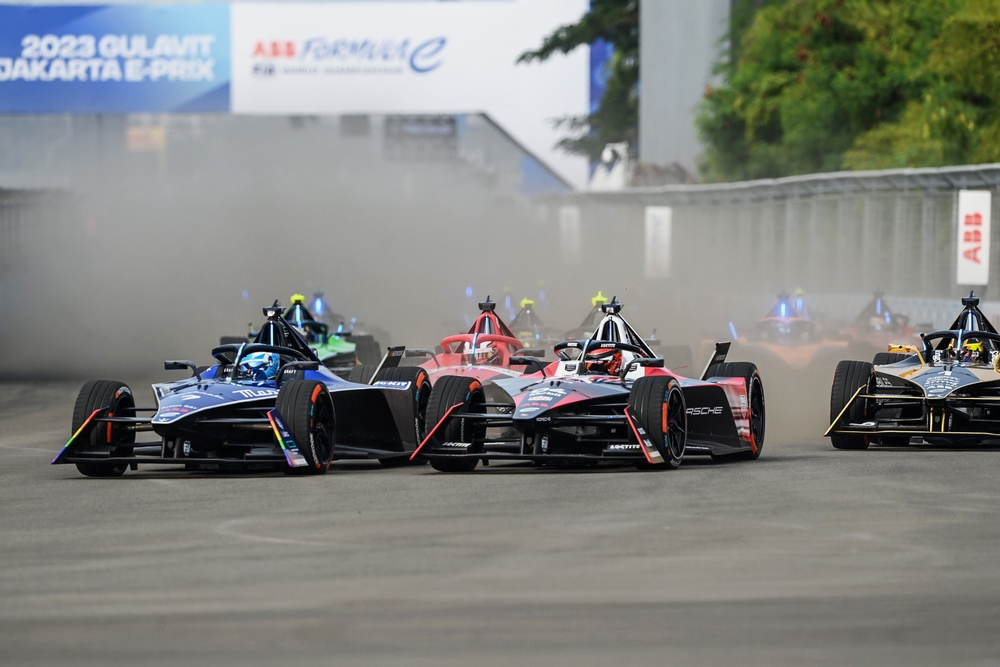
[0,4,230,112]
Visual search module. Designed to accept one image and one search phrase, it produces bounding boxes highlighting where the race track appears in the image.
[2,380,1000,666]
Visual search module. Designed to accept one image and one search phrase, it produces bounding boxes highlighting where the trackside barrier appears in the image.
[547,164,1000,302]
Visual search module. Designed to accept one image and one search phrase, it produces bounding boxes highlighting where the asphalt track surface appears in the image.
[2,380,1000,666]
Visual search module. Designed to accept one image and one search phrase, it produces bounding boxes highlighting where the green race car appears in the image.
[220,293,382,375]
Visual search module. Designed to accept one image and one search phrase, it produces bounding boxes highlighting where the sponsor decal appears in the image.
[373,380,411,390]
[687,406,723,416]
[609,444,640,450]
[525,387,567,401]
[440,442,468,448]
[251,35,446,76]
[875,376,893,387]
[922,374,963,396]
[234,388,279,399]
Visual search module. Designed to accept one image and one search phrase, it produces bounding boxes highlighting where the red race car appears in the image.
[348,297,543,387]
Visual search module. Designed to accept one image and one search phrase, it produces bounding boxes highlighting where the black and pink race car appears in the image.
[411,297,766,473]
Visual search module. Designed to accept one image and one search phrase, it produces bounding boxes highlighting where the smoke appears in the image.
[2,113,869,444]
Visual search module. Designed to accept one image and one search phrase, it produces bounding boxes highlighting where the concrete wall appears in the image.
[639,0,729,173]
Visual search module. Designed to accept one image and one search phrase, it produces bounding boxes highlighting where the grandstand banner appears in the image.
[0,4,230,112]
[957,190,992,286]
[230,1,589,187]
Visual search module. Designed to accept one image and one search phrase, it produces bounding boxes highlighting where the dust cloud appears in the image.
[2,113,864,443]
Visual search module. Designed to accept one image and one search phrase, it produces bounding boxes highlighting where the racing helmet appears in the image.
[240,352,280,380]
[472,341,501,365]
[585,348,623,376]
[960,339,984,363]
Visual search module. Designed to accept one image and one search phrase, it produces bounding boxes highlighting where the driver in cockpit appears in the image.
[239,352,281,381]
[959,340,987,366]
[585,348,623,376]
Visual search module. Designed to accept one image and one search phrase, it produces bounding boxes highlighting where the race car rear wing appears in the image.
[365,346,406,385]
[700,342,731,381]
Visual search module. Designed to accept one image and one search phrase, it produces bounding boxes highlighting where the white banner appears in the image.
[645,206,672,279]
[957,190,992,286]
[559,205,581,265]
[231,1,588,188]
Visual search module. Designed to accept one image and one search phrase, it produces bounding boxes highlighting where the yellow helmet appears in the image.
[290,293,305,305]
[963,340,983,352]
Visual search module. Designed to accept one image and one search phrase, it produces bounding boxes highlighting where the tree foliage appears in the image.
[518,1,638,161]
[697,0,977,181]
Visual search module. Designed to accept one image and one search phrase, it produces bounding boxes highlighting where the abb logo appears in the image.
[963,212,983,264]
[253,41,296,58]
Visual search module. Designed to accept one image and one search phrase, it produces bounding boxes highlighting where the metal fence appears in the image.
[554,164,1000,303]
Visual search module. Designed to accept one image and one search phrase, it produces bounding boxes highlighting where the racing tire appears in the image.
[71,380,135,477]
[425,375,485,473]
[873,352,912,366]
[275,380,336,475]
[705,362,766,461]
[353,335,382,366]
[629,376,686,470]
[373,365,432,466]
[830,360,873,450]
[219,336,249,346]
[347,364,379,385]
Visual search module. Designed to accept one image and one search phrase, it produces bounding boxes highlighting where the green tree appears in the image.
[518,0,638,161]
[845,0,1000,169]
[698,0,962,181]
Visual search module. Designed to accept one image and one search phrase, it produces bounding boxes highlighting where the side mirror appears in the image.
[164,360,202,380]
[510,356,548,377]
[619,357,664,381]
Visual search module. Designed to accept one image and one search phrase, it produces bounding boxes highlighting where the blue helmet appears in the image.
[240,352,280,380]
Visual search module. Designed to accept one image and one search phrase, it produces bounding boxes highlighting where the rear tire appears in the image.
[706,362,765,461]
[353,335,382,366]
[830,360,873,450]
[629,376,686,470]
[71,380,134,477]
[347,364,378,385]
[373,365,432,461]
[275,380,336,474]
[873,352,911,365]
[425,376,485,472]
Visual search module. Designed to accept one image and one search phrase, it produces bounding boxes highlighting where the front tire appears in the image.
[629,376,686,470]
[71,380,135,477]
[830,360,873,450]
[425,375,485,473]
[275,380,336,474]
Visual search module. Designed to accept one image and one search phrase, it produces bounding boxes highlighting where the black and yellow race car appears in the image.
[827,293,1000,449]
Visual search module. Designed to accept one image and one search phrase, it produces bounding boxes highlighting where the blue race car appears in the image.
[53,302,430,477]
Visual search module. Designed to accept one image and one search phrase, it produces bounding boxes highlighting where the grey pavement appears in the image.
[1,381,999,666]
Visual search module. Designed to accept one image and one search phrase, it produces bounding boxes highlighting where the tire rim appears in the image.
[749,375,765,448]
[666,386,686,460]
[311,392,335,464]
